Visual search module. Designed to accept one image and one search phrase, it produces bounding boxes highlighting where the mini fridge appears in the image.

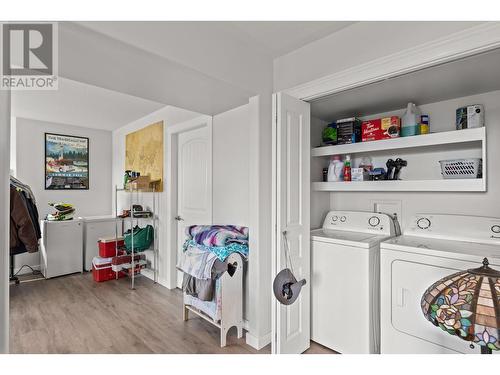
[40,219,83,278]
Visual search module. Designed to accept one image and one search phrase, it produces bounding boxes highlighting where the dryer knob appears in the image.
[368,216,380,227]
[417,218,431,230]
[491,225,500,234]
[332,215,338,222]
[340,216,346,222]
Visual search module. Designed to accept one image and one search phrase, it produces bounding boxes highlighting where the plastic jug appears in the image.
[401,103,421,137]
[327,155,344,182]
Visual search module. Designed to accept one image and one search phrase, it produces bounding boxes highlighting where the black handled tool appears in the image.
[386,159,396,180]
[393,158,408,180]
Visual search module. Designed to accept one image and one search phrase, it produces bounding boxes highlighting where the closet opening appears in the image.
[273,46,500,354]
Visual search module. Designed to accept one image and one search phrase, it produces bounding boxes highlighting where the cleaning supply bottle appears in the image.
[327,155,344,182]
[401,102,421,137]
[343,155,352,182]
[420,115,430,134]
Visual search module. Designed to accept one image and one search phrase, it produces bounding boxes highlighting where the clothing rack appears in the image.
[10,255,19,285]
[9,176,41,285]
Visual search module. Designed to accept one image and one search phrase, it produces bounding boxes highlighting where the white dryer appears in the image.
[380,214,500,354]
[311,210,397,354]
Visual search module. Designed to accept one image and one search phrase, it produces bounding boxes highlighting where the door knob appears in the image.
[174,215,184,221]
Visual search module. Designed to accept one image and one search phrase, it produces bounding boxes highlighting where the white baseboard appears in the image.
[141,268,170,288]
[245,331,271,350]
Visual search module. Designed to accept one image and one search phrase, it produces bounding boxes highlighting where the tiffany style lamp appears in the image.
[421,258,500,354]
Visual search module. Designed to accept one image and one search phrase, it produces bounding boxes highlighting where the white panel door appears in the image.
[177,125,212,287]
[272,92,311,354]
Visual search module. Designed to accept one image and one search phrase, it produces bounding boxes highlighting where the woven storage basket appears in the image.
[439,158,482,179]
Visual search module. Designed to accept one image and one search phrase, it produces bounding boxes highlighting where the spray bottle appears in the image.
[343,155,352,182]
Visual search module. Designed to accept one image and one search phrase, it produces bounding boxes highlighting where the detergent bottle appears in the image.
[401,102,421,137]
[327,155,344,182]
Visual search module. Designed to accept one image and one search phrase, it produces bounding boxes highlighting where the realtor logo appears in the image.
[1,22,58,90]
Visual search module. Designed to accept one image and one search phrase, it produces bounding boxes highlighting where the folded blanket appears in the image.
[177,244,217,280]
[186,225,249,247]
[183,239,248,262]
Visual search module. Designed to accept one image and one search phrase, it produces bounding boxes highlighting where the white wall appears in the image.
[212,104,250,225]
[329,90,500,229]
[310,116,330,230]
[212,103,252,325]
[13,118,113,272]
[0,90,11,353]
[273,22,484,92]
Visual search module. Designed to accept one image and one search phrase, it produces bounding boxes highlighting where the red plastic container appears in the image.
[92,256,125,282]
[98,236,124,258]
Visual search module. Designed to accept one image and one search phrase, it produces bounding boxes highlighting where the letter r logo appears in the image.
[2,23,53,75]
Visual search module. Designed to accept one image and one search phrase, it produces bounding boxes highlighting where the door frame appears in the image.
[165,115,213,290]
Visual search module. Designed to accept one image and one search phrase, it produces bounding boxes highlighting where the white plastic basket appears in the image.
[439,158,482,179]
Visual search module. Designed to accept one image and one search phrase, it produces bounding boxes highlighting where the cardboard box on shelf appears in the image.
[351,168,369,181]
[126,176,151,190]
[362,116,401,142]
[336,117,362,145]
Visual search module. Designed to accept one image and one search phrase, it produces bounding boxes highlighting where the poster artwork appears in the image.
[45,133,89,190]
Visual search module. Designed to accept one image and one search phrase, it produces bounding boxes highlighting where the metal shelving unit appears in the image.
[114,185,159,289]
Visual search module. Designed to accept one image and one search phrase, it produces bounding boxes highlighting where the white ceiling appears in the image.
[78,21,354,60]
[13,22,355,131]
[12,77,165,131]
[228,21,355,58]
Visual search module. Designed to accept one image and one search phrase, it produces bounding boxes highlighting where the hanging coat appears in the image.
[10,186,39,254]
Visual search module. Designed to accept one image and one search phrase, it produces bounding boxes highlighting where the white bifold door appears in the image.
[272,92,311,354]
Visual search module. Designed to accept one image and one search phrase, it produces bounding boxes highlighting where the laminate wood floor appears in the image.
[10,272,334,354]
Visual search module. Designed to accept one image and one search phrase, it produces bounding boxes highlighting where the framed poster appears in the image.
[45,133,89,190]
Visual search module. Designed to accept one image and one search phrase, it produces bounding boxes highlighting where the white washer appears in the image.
[380,214,500,354]
[311,210,397,354]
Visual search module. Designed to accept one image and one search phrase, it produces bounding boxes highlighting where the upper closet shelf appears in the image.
[311,127,485,157]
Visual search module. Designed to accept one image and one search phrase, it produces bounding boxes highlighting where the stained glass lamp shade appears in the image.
[421,258,500,354]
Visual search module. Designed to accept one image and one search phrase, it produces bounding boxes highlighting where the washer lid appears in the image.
[381,235,500,264]
[311,228,391,248]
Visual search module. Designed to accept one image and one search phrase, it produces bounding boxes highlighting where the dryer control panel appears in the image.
[322,210,396,236]
[407,213,500,245]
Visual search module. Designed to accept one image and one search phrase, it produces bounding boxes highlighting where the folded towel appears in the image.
[183,240,248,262]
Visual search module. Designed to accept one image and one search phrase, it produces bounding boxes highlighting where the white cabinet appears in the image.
[40,220,83,279]
[82,216,122,271]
